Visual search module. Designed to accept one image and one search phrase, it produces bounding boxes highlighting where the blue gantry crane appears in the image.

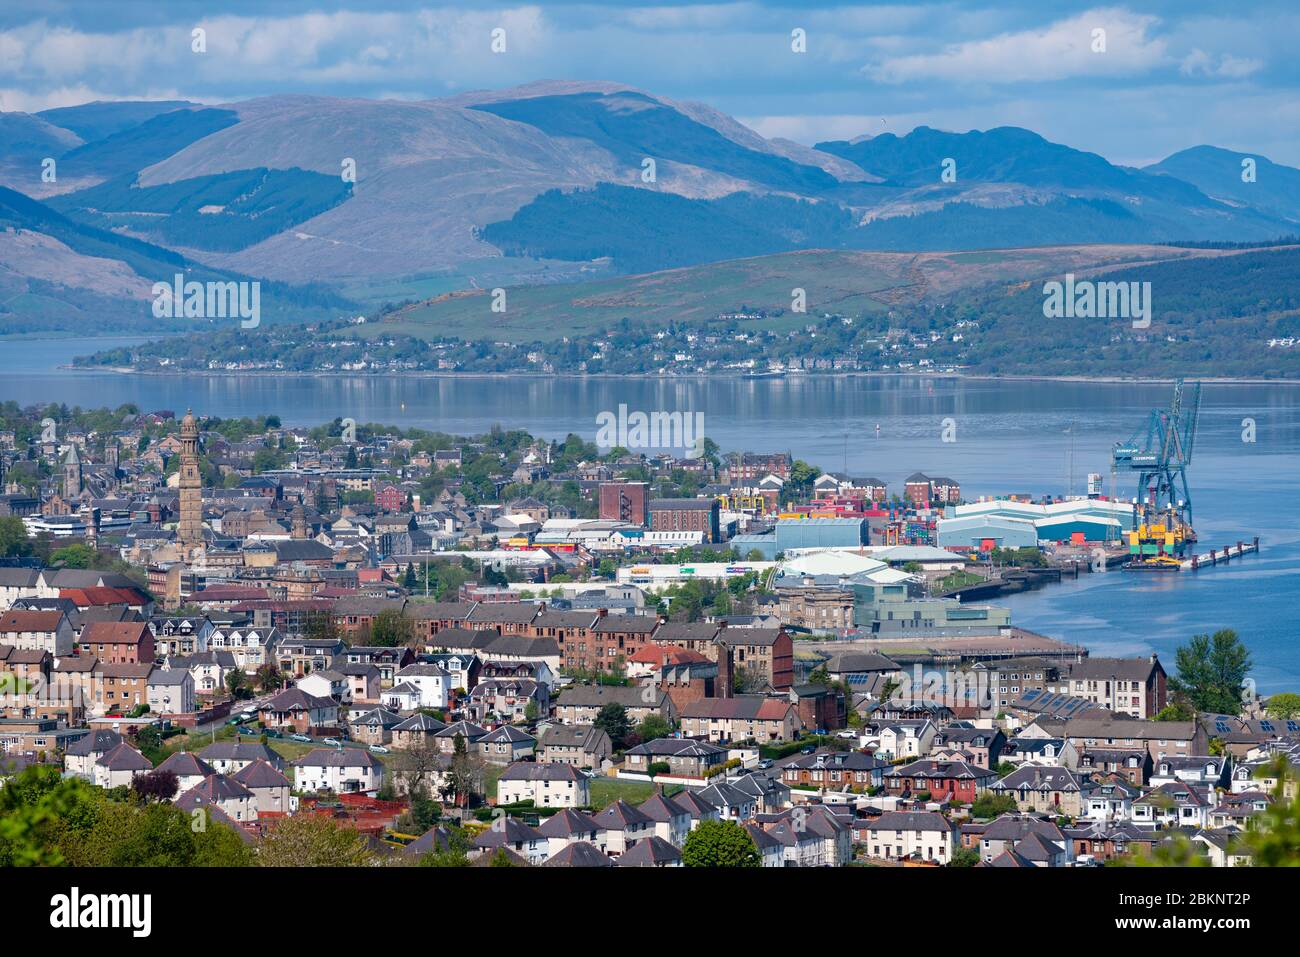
[1112,378,1201,564]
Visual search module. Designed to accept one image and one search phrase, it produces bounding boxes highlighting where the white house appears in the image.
[875,720,936,761]
[381,682,422,712]
[297,669,348,703]
[0,610,75,657]
[155,751,216,795]
[175,774,257,823]
[209,626,278,671]
[92,741,153,789]
[147,667,196,715]
[291,748,385,795]
[168,650,238,696]
[391,664,450,709]
[496,762,589,808]
[861,810,955,864]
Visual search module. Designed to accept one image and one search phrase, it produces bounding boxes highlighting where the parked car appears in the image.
[836,729,858,739]
[238,725,260,737]
[369,745,390,754]
[756,759,774,770]
[800,745,816,755]
[264,728,283,739]
[322,737,341,746]
[289,733,311,743]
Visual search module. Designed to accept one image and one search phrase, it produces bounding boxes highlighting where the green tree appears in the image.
[593,703,632,750]
[1235,756,1300,866]
[1169,629,1252,715]
[1265,693,1300,719]
[50,543,98,568]
[682,819,760,867]
[1155,701,1194,721]
[444,733,481,807]
[0,765,100,866]
[257,814,373,866]
[636,714,673,744]
[949,846,981,867]
[0,516,32,558]
[970,791,1019,818]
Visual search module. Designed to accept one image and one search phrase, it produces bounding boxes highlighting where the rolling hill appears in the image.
[2,81,1300,343]
[373,243,1233,343]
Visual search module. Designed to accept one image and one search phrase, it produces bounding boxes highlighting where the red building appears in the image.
[598,481,648,526]
[80,621,156,664]
[883,759,995,804]
[375,484,409,512]
[648,498,720,542]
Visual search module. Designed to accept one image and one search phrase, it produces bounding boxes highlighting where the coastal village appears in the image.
[0,403,1294,869]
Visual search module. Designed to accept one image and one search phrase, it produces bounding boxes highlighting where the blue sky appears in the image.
[2,1,1297,166]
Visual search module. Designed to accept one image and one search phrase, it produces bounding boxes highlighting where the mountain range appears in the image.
[2,79,1299,336]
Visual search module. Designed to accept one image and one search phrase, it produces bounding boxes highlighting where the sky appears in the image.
[2,1,1297,167]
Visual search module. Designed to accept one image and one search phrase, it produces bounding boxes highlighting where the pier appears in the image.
[1182,537,1260,571]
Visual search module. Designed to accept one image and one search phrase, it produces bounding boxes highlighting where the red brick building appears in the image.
[598,482,649,526]
[375,484,409,512]
[648,498,720,542]
[883,759,995,804]
[80,621,155,664]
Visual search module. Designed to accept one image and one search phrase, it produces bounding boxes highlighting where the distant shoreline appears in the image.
[57,365,1300,386]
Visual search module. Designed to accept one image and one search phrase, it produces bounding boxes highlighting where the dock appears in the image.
[1182,537,1260,571]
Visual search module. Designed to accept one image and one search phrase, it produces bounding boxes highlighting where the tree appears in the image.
[0,516,32,558]
[949,847,981,867]
[733,665,767,694]
[1156,702,1194,721]
[226,669,252,700]
[994,761,1018,779]
[443,733,482,808]
[1266,693,1300,719]
[593,703,632,750]
[389,740,448,800]
[257,815,373,867]
[254,664,285,692]
[50,543,98,568]
[1169,629,1252,715]
[970,791,1019,818]
[636,714,673,744]
[0,765,101,866]
[1235,756,1300,866]
[364,609,413,647]
[682,819,760,867]
[130,769,179,803]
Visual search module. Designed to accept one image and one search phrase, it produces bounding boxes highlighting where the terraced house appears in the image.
[679,695,801,744]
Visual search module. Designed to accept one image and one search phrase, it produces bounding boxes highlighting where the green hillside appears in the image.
[373,244,1207,344]
[50,167,353,252]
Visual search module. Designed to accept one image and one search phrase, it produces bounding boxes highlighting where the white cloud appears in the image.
[1180,49,1262,78]
[865,7,1168,84]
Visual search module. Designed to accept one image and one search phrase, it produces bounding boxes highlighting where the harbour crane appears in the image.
[1112,378,1201,564]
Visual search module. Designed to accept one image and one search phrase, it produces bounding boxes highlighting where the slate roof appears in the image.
[616,835,682,866]
[543,841,612,867]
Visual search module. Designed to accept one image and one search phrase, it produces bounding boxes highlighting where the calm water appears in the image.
[5,338,1299,691]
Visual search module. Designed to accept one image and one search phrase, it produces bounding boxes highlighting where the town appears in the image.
[0,402,1294,869]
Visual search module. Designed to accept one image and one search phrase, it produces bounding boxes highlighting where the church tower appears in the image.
[63,443,83,499]
[177,410,204,553]
[291,503,309,539]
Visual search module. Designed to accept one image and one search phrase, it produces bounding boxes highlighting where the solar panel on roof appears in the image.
[1261,721,1275,732]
